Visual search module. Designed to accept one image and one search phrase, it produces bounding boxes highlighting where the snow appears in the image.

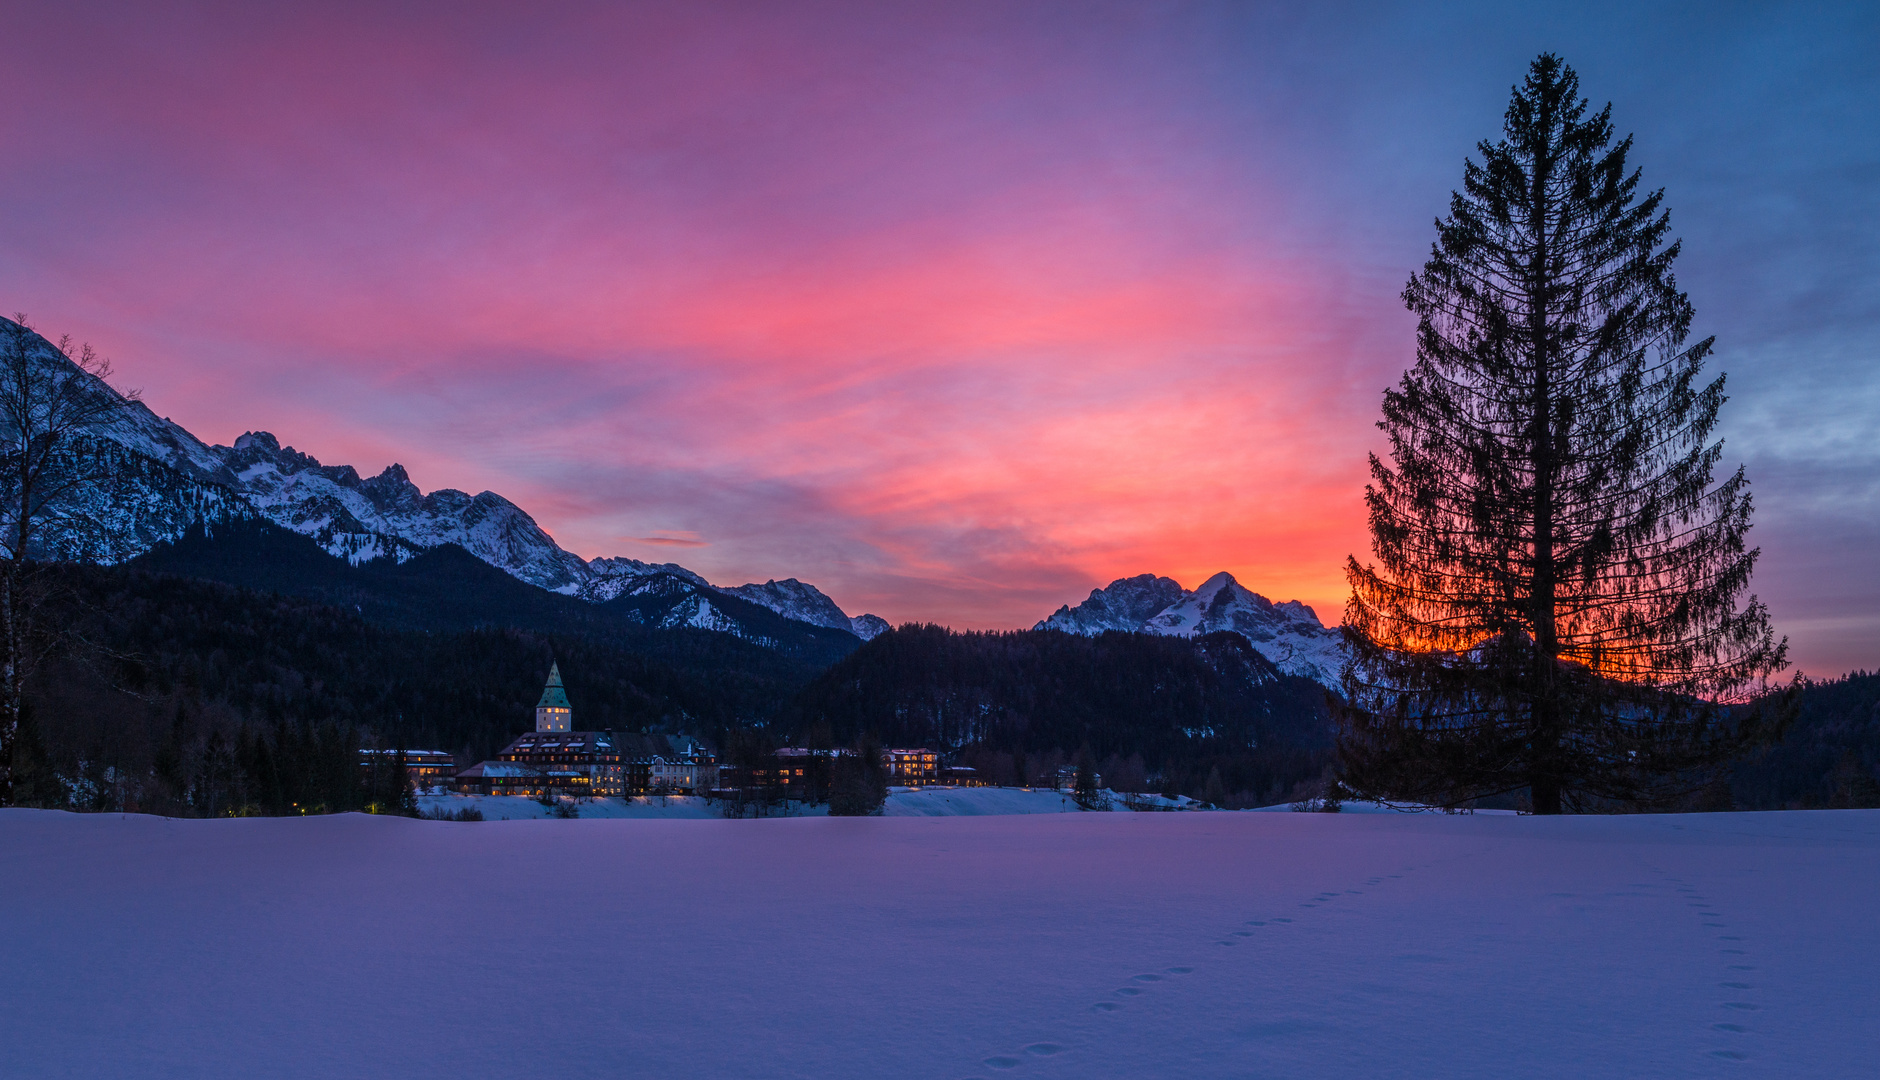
[4,807,1874,1078]
[420,794,732,819]
[721,577,852,628]
[579,557,710,601]
[884,787,1090,815]
[1037,571,1347,684]
[8,311,877,645]
[850,612,891,639]
[717,578,889,641]
[416,787,1124,820]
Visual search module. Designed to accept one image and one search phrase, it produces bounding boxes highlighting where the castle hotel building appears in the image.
[453,663,623,797]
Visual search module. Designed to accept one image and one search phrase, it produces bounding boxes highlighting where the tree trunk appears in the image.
[0,563,15,806]
[1525,81,1563,814]
[0,505,26,805]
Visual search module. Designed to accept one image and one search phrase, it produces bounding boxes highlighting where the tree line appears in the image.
[784,623,1337,808]
[8,561,827,814]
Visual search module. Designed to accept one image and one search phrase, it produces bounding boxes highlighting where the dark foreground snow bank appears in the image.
[3,808,1874,1078]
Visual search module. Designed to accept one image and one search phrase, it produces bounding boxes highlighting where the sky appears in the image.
[2,1,1876,675]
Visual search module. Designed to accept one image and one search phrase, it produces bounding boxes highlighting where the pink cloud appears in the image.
[22,0,1852,671]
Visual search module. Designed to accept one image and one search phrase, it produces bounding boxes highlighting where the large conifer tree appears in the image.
[1339,55,1788,814]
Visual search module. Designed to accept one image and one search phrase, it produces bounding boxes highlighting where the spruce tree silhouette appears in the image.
[1340,55,1789,813]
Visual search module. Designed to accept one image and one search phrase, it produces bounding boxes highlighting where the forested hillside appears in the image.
[788,624,1337,806]
[13,562,828,814]
[14,543,1871,816]
[1732,671,1880,809]
[130,520,862,665]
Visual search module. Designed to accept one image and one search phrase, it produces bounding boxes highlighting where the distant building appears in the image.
[1054,765,1102,791]
[614,733,719,794]
[497,730,622,796]
[884,748,939,786]
[941,765,987,787]
[452,663,623,797]
[358,748,457,786]
[451,760,547,796]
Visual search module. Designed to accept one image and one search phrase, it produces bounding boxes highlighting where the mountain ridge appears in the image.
[1036,571,1345,684]
[7,316,889,646]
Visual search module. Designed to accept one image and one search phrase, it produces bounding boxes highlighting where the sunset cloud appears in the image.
[2,1,1874,670]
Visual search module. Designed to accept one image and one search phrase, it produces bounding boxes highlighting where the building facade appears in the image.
[497,730,622,796]
[614,733,719,794]
[358,748,458,787]
[884,748,939,786]
[452,663,623,797]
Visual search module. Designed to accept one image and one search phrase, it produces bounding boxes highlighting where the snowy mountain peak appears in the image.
[5,316,880,647]
[847,614,891,641]
[719,578,890,640]
[578,557,710,602]
[1036,571,1345,684]
[1036,573,1188,637]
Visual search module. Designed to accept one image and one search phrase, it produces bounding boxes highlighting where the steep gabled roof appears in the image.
[536,661,571,709]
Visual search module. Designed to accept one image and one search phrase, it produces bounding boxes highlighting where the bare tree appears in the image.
[0,316,140,803]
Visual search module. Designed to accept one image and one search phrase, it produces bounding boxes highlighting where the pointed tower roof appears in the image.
[536,662,570,709]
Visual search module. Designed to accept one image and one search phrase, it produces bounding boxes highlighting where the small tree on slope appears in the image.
[1338,56,1789,814]
[0,317,139,805]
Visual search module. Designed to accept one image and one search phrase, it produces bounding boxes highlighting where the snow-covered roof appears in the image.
[454,762,542,779]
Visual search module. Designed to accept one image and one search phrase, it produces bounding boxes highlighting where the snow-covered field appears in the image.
[3,807,1875,1078]
[412,786,1189,820]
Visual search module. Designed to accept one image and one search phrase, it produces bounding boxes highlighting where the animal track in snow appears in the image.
[970,861,1427,1076]
[1024,1043,1064,1056]
[1663,873,1761,1063]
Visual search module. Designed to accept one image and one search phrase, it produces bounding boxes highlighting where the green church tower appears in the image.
[535,662,571,732]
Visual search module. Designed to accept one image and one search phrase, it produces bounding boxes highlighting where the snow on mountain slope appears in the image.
[216,432,591,588]
[40,436,257,563]
[0,319,253,560]
[848,614,891,640]
[203,434,893,636]
[206,434,891,643]
[670,592,743,634]
[94,396,232,486]
[1038,574,1188,636]
[7,318,877,644]
[720,578,891,640]
[580,556,709,601]
[722,578,849,628]
[1038,571,1345,683]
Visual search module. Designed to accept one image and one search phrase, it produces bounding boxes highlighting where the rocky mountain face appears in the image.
[8,317,888,649]
[1036,571,1346,684]
[33,435,257,563]
[721,578,891,640]
[216,431,591,590]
